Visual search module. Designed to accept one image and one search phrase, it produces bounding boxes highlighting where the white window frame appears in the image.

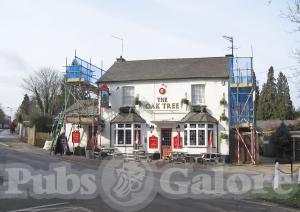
[191,84,205,105]
[183,123,215,147]
[114,123,141,146]
[122,86,134,106]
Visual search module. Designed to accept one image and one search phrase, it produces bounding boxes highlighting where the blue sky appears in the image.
[0,0,299,116]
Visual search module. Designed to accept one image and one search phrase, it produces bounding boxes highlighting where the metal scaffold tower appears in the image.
[229,57,257,164]
[50,53,105,155]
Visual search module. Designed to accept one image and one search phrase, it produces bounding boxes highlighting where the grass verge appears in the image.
[256,183,300,208]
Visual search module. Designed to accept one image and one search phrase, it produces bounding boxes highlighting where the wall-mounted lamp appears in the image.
[149,125,154,133]
[176,124,181,133]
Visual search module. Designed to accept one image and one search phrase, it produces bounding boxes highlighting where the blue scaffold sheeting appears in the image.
[228,57,255,126]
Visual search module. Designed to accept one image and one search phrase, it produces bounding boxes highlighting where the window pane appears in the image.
[198,124,205,128]
[198,130,205,145]
[134,129,141,145]
[190,124,196,128]
[208,129,214,147]
[190,130,196,145]
[117,124,124,128]
[125,129,132,144]
[191,84,205,105]
[184,130,187,145]
[118,130,124,144]
[184,124,187,128]
[134,124,141,128]
[208,124,214,128]
[125,124,131,128]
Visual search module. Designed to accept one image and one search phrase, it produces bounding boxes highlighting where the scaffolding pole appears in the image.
[230,56,256,165]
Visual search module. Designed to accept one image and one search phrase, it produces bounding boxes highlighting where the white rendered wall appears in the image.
[65,123,88,152]
[100,78,229,155]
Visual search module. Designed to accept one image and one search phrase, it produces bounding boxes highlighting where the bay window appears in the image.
[114,123,141,145]
[183,123,215,147]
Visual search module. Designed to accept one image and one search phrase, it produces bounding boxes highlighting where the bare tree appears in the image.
[22,67,62,116]
[286,0,300,32]
[0,105,5,127]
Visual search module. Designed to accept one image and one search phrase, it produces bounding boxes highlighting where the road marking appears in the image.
[0,142,9,147]
[7,202,93,212]
[7,202,69,212]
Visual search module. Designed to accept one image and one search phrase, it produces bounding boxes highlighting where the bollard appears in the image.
[298,168,300,184]
[273,161,280,189]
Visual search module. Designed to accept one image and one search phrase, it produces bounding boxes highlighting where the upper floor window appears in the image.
[123,86,134,106]
[191,84,205,105]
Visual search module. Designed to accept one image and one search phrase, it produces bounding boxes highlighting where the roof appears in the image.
[111,112,146,123]
[65,99,98,117]
[111,107,146,123]
[180,112,218,123]
[256,120,300,132]
[97,57,230,83]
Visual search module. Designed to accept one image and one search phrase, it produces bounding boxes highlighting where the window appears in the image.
[208,124,214,147]
[184,130,188,146]
[125,130,131,144]
[190,130,196,145]
[123,86,134,106]
[117,130,124,144]
[115,123,142,146]
[191,84,205,105]
[134,124,141,146]
[198,130,205,145]
[184,123,214,147]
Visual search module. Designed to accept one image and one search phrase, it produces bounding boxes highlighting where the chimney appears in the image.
[116,56,126,62]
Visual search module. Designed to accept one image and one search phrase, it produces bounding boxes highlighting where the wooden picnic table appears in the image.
[194,153,221,164]
[94,147,119,159]
[170,151,188,163]
[132,149,150,161]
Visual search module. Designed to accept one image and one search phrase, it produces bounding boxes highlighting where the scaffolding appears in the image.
[50,53,105,155]
[229,57,257,164]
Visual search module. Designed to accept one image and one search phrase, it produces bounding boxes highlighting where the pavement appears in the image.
[0,129,299,212]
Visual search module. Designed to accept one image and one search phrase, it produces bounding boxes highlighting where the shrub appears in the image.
[29,113,52,132]
[220,133,228,139]
[271,122,291,158]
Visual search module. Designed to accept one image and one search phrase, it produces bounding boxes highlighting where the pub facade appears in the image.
[97,56,230,158]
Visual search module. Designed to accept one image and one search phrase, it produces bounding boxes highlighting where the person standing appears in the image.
[55,133,65,155]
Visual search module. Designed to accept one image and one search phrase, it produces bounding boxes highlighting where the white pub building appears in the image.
[97,56,230,158]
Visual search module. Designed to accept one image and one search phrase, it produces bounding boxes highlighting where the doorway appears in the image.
[161,128,172,159]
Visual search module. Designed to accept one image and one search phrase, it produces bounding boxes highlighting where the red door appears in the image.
[161,128,172,159]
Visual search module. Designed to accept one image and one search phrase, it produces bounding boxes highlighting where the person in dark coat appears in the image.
[9,122,16,134]
[54,133,65,155]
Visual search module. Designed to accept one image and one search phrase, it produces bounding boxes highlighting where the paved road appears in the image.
[0,130,298,212]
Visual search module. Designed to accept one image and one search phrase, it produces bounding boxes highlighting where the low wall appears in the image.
[27,126,50,147]
[35,132,50,147]
[27,127,35,145]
